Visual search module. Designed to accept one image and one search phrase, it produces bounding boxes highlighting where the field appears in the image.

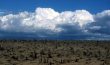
[0,40,110,65]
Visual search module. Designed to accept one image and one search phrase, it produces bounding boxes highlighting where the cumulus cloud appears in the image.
[87,10,110,35]
[0,7,110,40]
[0,8,94,32]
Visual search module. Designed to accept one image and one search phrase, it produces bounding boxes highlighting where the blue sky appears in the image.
[0,0,110,13]
[0,0,110,40]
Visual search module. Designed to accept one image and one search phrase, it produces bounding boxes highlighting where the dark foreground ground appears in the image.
[0,40,110,65]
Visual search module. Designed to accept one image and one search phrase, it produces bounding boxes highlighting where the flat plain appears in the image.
[0,40,110,65]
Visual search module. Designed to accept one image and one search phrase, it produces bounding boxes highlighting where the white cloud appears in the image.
[35,8,59,20]
[0,7,110,39]
[0,8,94,33]
[95,10,110,18]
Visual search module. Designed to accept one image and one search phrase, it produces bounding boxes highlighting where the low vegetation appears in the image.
[0,40,110,65]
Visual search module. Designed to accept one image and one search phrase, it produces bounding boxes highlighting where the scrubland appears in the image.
[0,40,110,65]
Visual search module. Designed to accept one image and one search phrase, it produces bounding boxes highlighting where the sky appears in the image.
[0,0,110,40]
[0,0,110,13]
